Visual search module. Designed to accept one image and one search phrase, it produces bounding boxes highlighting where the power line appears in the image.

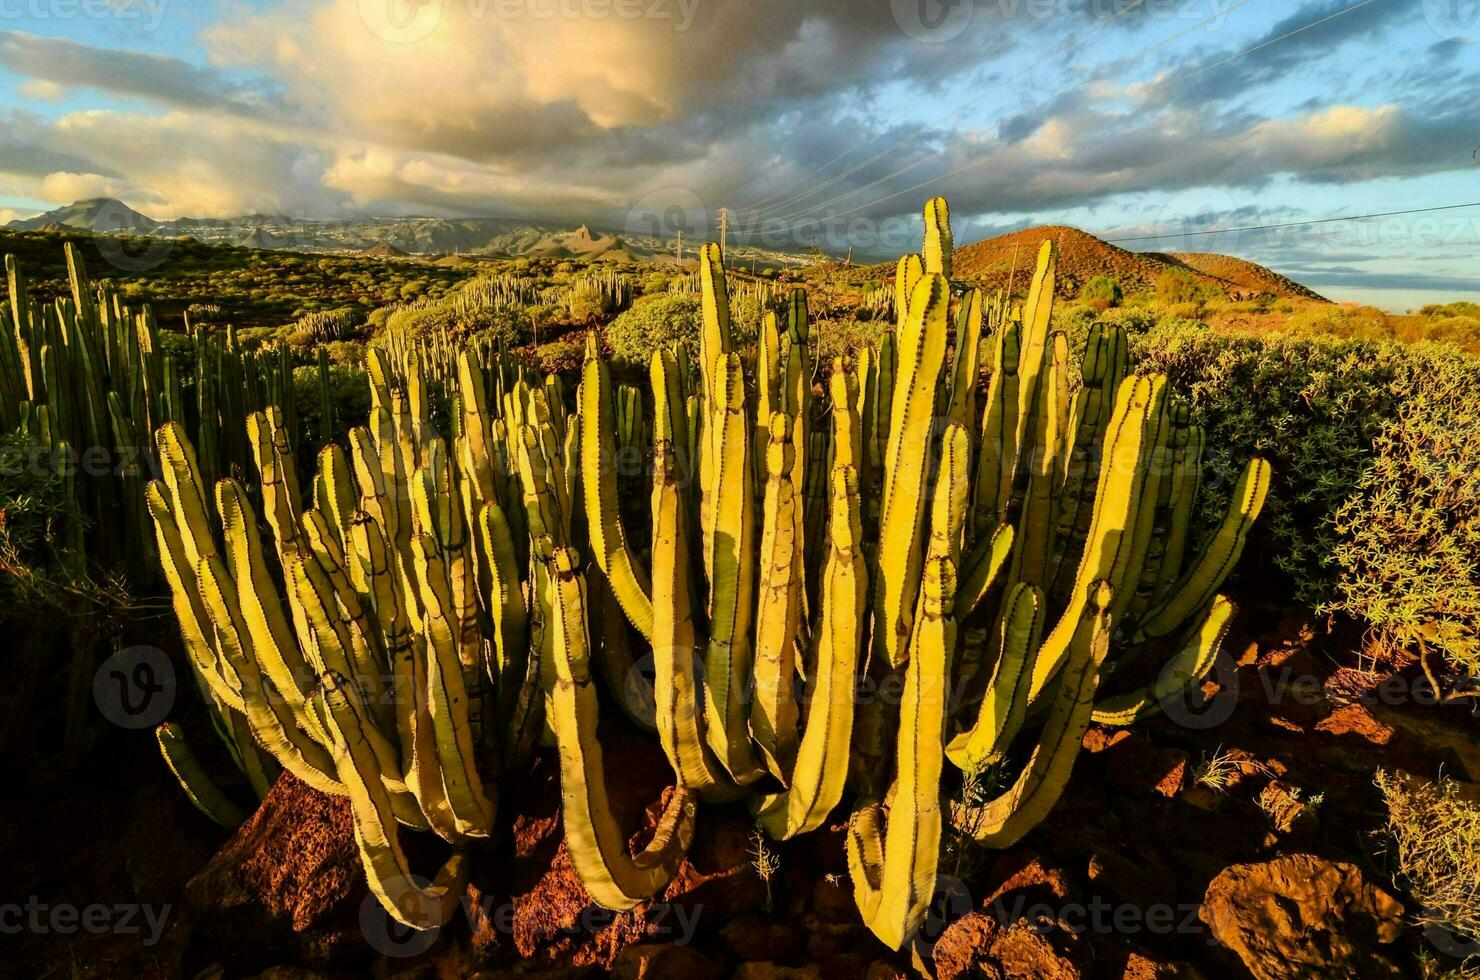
[1106,201,1480,244]
[736,13,1049,213]
[744,0,1149,219]
[772,0,1254,227]
[792,0,1381,226]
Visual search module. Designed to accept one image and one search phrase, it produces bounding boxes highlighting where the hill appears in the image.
[8,198,158,234]
[949,225,1325,301]
[1151,251,1327,301]
[7,200,809,269]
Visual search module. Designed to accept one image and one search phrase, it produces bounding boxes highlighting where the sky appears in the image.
[0,0,1475,311]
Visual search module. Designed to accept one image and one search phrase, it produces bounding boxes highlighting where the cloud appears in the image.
[0,109,346,216]
[39,171,125,202]
[18,79,63,101]
[1137,0,1412,109]
[0,31,283,118]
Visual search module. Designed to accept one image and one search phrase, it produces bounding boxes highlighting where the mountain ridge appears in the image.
[8,199,1324,298]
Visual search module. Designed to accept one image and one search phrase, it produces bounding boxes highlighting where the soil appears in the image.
[8,590,1477,979]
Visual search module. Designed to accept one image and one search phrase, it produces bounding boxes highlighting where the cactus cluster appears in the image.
[150,197,1268,948]
[0,245,297,586]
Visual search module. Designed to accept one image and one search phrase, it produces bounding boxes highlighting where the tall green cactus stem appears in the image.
[753,461,867,838]
[1094,595,1234,725]
[581,338,654,639]
[515,413,698,909]
[156,723,247,827]
[951,583,1113,847]
[873,271,950,669]
[847,422,970,950]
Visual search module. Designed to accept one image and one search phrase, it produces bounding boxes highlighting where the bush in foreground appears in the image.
[1131,327,1480,673]
[1376,770,1480,959]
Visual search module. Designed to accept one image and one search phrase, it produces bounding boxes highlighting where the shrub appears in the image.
[1329,353,1480,673]
[532,335,588,375]
[1155,268,1217,305]
[606,295,701,367]
[1078,275,1123,310]
[284,307,361,348]
[1131,328,1480,672]
[566,283,612,324]
[1376,771,1480,958]
[464,305,528,346]
[812,317,889,367]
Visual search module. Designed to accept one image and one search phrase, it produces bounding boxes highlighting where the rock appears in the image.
[732,964,822,980]
[506,723,761,970]
[611,942,717,979]
[1255,781,1322,842]
[1086,849,1178,914]
[184,773,378,971]
[803,917,875,961]
[988,921,1084,980]
[981,851,1077,910]
[1097,731,1188,799]
[720,914,807,964]
[933,911,1000,980]
[1199,854,1404,979]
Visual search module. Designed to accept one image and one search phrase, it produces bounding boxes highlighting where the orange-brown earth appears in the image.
[11,587,1478,979]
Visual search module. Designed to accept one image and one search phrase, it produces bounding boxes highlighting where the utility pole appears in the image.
[718,207,729,267]
[845,246,853,267]
[675,229,683,267]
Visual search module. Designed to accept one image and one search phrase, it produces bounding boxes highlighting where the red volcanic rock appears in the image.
[1200,854,1404,979]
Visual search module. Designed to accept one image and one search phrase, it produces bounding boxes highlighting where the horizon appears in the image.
[0,1,1476,312]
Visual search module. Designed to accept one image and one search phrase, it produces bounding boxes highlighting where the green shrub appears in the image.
[464,305,528,346]
[1155,268,1218,305]
[533,335,588,375]
[812,317,889,367]
[1078,275,1123,310]
[1376,771,1480,957]
[606,295,701,367]
[566,283,612,324]
[1131,328,1480,671]
[1329,354,1480,673]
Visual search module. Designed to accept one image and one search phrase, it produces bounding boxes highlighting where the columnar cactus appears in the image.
[143,194,1269,952]
[582,244,876,835]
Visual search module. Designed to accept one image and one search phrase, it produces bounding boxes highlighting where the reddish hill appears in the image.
[1152,251,1327,301]
[945,225,1325,301]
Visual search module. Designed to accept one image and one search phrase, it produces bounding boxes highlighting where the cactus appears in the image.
[132,193,1271,952]
[147,366,506,927]
[581,243,872,829]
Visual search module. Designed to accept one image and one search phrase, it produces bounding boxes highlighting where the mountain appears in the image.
[5,201,807,268]
[951,225,1326,301]
[8,198,159,234]
[1148,251,1326,301]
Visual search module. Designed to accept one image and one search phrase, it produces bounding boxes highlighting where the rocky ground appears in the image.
[9,594,1478,979]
